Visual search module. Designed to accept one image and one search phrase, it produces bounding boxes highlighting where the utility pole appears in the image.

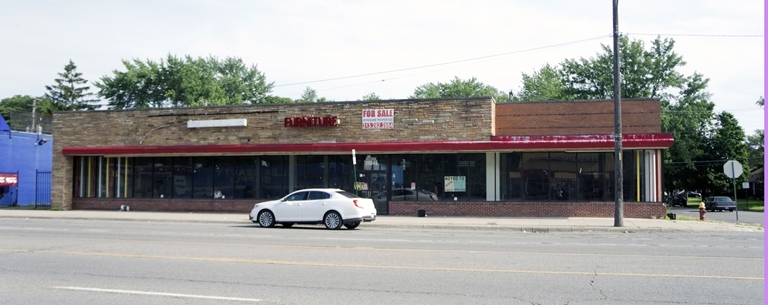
[612,0,624,227]
[31,98,37,133]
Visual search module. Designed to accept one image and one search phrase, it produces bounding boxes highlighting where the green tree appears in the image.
[703,112,749,195]
[410,76,508,101]
[513,64,569,101]
[360,92,380,101]
[262,95,294,104]
[296,87,327,103]
[44,60,99,111]
[746,129,764,169]
[96,55,273,109]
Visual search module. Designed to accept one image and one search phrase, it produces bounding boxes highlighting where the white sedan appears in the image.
[249,188,377,229]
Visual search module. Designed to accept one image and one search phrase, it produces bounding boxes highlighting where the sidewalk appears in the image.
[0,209,762,233]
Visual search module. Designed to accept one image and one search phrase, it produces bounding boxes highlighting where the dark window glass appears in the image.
[214,157,235,199]
[549,153,577,201]
[521,153,550,201]
[296,155,325,189]
[153,157,173,199]
[622,150,637,202]
[173,157,193,198]
[235,157,258,199]
[462,153,486,201]
[285,191,308,201]
[308,191,330,200]
[500,152,523,201]
[260,156,288,199]
[193,157,214,199]
[328,155,352,191]
[133,158,153,198]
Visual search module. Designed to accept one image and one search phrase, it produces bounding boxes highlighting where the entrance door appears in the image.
[359,171,388,215]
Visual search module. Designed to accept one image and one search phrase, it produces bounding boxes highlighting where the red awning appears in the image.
[61,133,673,156]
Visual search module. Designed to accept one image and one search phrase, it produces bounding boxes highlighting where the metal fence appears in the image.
[35,170,52,208]
[0,170,51,209]
[9,111,53,134]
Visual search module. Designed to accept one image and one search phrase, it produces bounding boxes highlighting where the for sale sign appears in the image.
[362,109,394,129]
[0,173,18,186]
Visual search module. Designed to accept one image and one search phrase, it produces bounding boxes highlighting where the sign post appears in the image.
[723,160,743,222]
[352,149,357,196]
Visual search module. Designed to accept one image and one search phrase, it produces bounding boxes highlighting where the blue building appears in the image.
[0,116,52,206]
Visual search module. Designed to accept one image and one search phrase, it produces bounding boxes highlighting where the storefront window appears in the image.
[500,153,523,201]
[235,157,258,199]
[153,157,173,199]
[192,157,214,199]
[328,155,352,191]
[521,153,550,201]
[260,155,288,199]
[463,153,486,201]
[295,155,325,190]
[133,157,153,198]
[173,157,193,198]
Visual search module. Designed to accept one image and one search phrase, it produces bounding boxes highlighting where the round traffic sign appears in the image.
[723,160,743,178]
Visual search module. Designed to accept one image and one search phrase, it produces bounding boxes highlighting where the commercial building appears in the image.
[0,116,53,207]
[53,98,673,218]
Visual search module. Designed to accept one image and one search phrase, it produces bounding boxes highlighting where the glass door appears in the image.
[359,170,388,215]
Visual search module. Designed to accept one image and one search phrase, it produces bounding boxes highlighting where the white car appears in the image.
[249,188,377,229]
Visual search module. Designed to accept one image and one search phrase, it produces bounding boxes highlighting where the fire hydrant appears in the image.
[698,201,706,220]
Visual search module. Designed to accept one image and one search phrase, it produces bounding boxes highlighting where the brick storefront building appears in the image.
[52,98,673,218]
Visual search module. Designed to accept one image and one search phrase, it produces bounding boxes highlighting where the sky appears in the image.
[1,0,764,133]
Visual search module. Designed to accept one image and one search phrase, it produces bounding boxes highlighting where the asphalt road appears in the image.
[0,218,763,305]
[669,206,764,225]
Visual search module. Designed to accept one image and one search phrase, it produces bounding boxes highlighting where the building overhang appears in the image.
[61,133,674,156]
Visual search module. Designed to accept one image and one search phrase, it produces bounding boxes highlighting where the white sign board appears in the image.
[723,160,743,179]
[362,109,394,129]
[444,176,466,192]
[742,182,750,189]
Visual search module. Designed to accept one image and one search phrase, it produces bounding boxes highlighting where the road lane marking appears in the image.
[0,237,762,260]
[54,286,261,302]
[23,249,764,281]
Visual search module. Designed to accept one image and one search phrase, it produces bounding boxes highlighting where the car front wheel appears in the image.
[258,210,275,228]
[324,211,343,230]
[344,221,361,230]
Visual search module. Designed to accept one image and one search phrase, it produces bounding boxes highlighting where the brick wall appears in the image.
[389,201,667,219]
[73,198,255,213]
[495,99,661,136]
[74,198,666,219]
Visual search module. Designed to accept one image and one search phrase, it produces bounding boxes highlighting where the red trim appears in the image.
[62,133,674,156]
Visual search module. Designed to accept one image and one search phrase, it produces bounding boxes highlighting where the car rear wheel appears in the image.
[258,210,275,228]
[324,211,342,230]
[344,221,361,229]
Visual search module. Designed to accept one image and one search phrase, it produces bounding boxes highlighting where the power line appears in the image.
[274,34,611,88]
[626,33,763,38]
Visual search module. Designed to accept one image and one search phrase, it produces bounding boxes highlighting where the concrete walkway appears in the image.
[0,209,762,233]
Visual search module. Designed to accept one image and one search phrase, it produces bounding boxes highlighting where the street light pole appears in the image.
[612,0,624,227]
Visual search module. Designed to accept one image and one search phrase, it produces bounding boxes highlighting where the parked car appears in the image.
[374,188,437,204]
[671,193,688,207]
[703,196,736,212]
[249,188,377,229]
